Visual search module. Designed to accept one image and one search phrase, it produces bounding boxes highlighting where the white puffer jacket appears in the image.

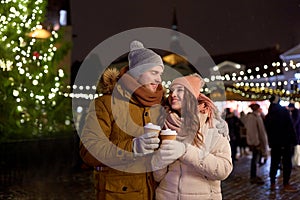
[153,120,233,200]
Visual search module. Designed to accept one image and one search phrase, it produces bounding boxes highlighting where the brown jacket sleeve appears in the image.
[79,141,102,167]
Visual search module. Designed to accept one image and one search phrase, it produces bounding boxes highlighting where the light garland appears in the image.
[65,60,300,102]
[0,0,73,136]
[206,60,300,100]
[209,61,300,83]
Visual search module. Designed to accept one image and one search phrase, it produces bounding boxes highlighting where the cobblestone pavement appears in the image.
[222,155,300,200]
[1,154,300,200]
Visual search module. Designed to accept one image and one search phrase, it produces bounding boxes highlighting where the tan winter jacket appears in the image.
[244,111,268,156]
[153,119,233,200]
[80,70,163,200]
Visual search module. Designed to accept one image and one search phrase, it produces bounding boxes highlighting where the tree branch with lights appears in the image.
[0,0,72,141]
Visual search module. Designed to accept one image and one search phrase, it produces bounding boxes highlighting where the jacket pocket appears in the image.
[104,174,145,199]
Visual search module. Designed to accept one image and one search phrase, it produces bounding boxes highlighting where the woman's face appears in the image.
[169,84,185,111]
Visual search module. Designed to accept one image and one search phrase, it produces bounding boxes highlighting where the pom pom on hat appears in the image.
[130,40,144,50]
[170,73,205,98]
[128,40,164,78]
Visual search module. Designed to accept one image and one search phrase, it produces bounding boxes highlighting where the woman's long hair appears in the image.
[182,89,203,147]
[165,88,204,147]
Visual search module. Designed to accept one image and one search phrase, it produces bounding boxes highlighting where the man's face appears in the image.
[137,66,163,92]
[169,84,184,111]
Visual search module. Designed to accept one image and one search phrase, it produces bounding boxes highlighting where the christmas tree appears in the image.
[0,0,72,141]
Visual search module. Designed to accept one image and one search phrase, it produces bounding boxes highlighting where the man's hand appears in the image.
[133,132,160,155]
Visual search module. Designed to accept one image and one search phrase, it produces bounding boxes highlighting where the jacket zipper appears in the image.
[178,162,182,200]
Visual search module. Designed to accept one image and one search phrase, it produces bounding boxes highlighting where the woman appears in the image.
[152,74,233,200]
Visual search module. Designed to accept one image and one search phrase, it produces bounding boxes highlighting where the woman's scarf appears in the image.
[197,93,217,128]
[118,66,164,107]
[164,93,217,145]
[164,111,187,142]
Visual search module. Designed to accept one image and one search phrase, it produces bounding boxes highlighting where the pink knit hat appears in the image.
[170,74,205,97]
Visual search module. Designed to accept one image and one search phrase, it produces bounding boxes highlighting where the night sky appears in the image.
[70,0,300,63]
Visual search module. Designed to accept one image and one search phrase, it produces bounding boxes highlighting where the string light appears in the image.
[206,60,300,100]
[0,0,75,137]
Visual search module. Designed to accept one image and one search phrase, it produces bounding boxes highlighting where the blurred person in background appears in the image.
[265,95,298,192]
[239,111,248,157]
[288,103,300,146]
[225,108,243,165]
[288,102,300,168]
[244,103,268,185]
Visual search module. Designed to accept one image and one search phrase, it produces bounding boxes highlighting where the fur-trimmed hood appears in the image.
[96,67,120,94]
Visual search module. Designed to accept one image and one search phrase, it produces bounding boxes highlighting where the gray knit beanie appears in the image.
[128,40,164,78]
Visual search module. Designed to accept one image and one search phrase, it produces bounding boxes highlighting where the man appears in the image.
[265,95,298,192]
[244,103,268,184]
[80,40,165,199]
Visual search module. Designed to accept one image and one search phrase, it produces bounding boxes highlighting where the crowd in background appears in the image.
[222,101,300,162]
[222,98,300,191]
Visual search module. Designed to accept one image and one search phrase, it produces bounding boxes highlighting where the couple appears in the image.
[80,40,233,200]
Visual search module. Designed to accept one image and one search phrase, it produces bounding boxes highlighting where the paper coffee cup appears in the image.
[160,129,177,140]
[144,123,161,136]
